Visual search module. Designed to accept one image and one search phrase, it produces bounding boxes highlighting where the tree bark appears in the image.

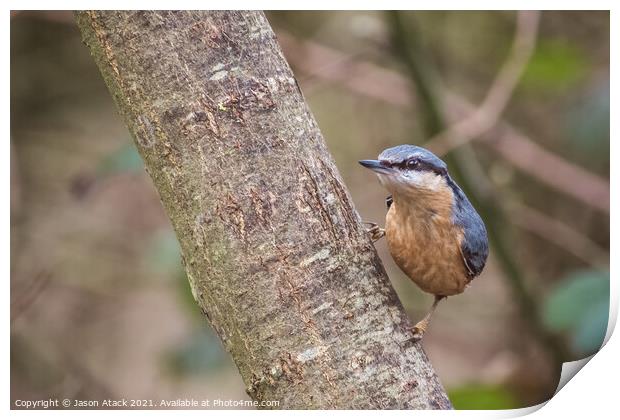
[75,10,451,409]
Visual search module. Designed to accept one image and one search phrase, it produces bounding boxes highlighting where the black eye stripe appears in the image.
[379,158,445,175]
[402,158,446,176]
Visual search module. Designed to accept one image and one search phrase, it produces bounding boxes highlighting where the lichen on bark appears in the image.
[75,10,452,409]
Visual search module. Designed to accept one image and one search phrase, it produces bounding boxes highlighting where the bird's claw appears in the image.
[410,326,426,342]
[401,326,426,347]
[363,221,385,242]
[409,315,432,342]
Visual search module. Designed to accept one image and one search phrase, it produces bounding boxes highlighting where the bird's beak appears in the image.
[358,160,395,175]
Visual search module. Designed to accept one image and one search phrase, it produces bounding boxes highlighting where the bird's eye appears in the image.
[406,158,419,169]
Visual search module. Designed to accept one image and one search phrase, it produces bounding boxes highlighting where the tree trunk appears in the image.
[75,10,451,409]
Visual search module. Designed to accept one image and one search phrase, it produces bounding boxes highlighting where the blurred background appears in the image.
[10,11,609,409]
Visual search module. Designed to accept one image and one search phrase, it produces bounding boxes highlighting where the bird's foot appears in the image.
[409,319,430,342]
[410,326,426,342]
[363,221,385,242]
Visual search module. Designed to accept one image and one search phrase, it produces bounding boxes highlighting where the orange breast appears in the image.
[385,194,470,296]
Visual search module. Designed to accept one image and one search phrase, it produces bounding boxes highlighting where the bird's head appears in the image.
[359,145,450,198]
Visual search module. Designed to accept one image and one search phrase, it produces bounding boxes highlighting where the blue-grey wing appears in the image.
[449,180,489,279]
[460,220,489,278]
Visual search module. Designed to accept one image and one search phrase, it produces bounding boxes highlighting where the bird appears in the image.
[359,144,489,341]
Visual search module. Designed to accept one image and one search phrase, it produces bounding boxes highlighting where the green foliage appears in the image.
[543,270,609,355]
[97,142,143,175]
[144,227,215,326]
[565,82,610,162]
[521,40,589,92]
[448,384,520,410]
[165,328,229,376]
[144,229,182,278]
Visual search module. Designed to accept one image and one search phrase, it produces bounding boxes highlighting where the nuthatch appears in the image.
[360,145,489,340]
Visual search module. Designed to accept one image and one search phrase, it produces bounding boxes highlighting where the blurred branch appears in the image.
[455,144,608,268]
[11,270,52,324]
[423,11,540,156]
[385,10,569,369]
[278,33,412,106]
[386,12,444,137]
[510,202,609,267]
[276,30,610,214]
[480,122,610,212]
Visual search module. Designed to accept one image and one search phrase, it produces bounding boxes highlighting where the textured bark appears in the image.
[75,11,451,409]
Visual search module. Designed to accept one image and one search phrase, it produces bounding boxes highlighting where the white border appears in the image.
[4,3,616,419]
[1,1,616,11]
